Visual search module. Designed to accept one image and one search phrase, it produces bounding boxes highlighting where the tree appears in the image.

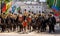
[56,0,60,8]
[47,0,56,7]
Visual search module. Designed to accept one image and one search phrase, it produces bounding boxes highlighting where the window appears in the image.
[39,7,40,8]
[28,6,30,8]
[36,6,38,8]
[32,6,34,8]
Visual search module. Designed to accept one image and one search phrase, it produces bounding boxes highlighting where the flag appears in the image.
[52,5,59,11]
[52,9,60,16]
[2,3,6,13]
[6,1,12,10]
[5,1,12,14]
[52,0,60,12]
[52,0,60,16]
[17,7,21,13]
[47,0,60,16]
[12,6,16,13]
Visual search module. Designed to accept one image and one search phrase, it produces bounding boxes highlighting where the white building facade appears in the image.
[11,0,49,14]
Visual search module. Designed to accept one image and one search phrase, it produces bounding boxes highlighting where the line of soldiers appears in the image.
[0,9,56,33]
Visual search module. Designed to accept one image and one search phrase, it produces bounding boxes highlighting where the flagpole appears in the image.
[55,0,57,7]
[52,0,56,12]
[1,0,2,14]
[53,0,55,6]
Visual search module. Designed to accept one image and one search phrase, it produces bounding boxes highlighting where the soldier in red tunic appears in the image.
[22,20,28,33]
[27,15,32,32]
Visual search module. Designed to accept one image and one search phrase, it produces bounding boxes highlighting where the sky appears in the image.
[40,0,46,2]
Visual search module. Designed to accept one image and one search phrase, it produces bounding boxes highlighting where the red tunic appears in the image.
[23,21,27,27]
[19,15,23,22]
[19,17,23,21]
[27,17,31,22]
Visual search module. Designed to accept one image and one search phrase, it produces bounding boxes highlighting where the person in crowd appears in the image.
[36,14,42,32]
[18,13,23,32]
[7,12,14,32]
[31,14,37,31]
[22,20,28,33]
[18,7,21,14]
[48,14,56,33]
[12,14,17,31]
[6,16,11,32]
[0,15,3,32]
[15,14,19,31]
[27,14,32,32]
[1,13,7,32]
[30,12,34,18]
[23,9,28,20]
[41,14,47,32]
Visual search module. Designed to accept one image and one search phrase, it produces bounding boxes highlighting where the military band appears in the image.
[0,9,56,33]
